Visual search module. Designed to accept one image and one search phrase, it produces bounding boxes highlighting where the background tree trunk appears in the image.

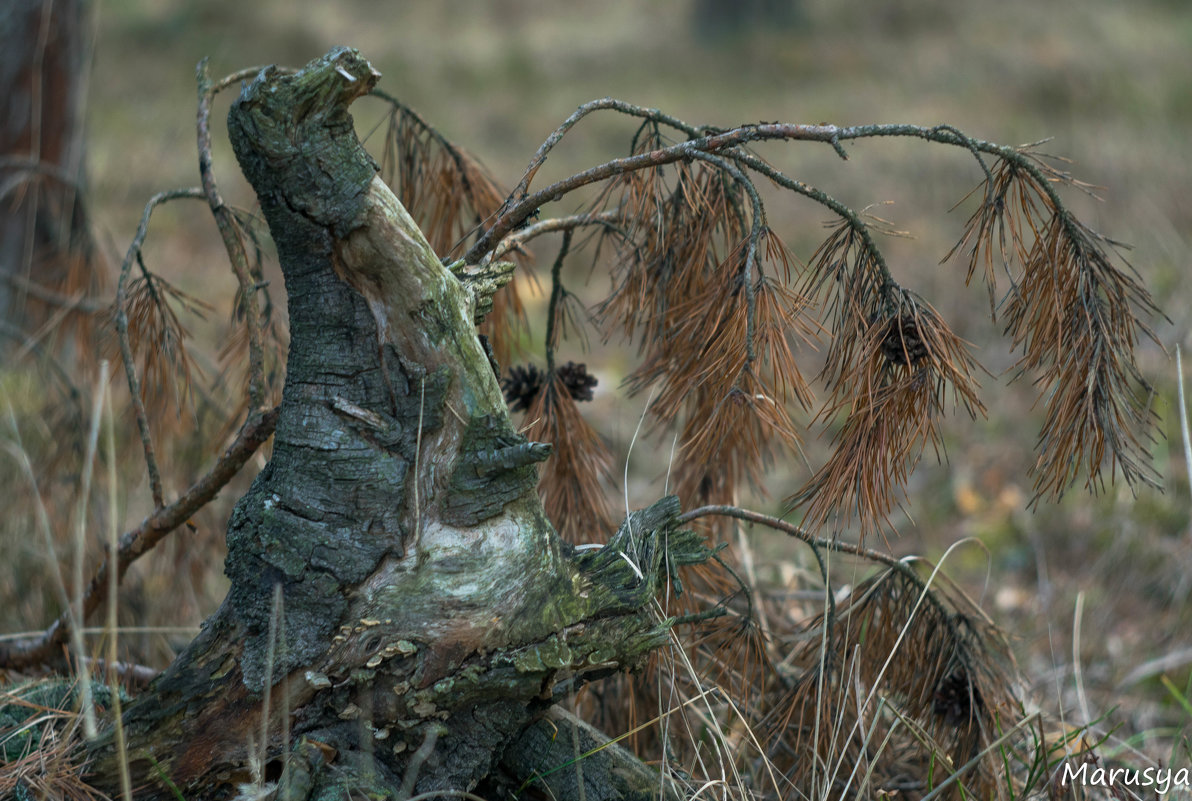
[0,0,102,341]
[84,48,702,801]
[690,0,801,43]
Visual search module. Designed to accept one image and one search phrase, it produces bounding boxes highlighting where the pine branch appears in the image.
[457,99,1160,531]
[113,187,206,509]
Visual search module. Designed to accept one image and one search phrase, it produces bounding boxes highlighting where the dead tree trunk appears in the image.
[85,48,700,801]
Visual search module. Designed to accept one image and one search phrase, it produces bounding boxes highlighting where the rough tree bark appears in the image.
[84,48,701,801]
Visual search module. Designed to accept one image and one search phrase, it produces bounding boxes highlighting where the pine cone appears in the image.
[557,361,597,403]
[932,669,982,726]
[502,362,598,411]
[501,364,547,412]
[880,314,929,367]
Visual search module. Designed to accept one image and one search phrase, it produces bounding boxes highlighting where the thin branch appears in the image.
[490,209,622,262]
[544,229,573,377]
[676,504,955,626]
[0,405,279,671]
[928,124,994,192]
[76,655,160,688]
[468,117,1027,265]
[17,62,282,676]
[198,59,266,411]
[468,122,843,263]
[503,98,702,210]
[114,188,206,509]
[731,151,898,298]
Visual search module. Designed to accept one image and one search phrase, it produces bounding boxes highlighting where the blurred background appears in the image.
[4,0,1191,769]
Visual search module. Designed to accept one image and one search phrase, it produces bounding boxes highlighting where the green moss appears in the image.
[0,679,131,763]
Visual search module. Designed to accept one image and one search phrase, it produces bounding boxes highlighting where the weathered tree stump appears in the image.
[84,47,705,800]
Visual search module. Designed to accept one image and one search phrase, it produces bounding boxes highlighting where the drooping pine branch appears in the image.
[453,100,1159,534]
[111,187,206,509]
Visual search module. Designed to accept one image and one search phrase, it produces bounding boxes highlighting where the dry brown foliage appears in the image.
[791,224,987,536]
[463,103,1162,795]
[522,372,616,544]
[115,269,210,420]
[0,681,110,801]
[949,154,1160,503]
[765,567,1018,799]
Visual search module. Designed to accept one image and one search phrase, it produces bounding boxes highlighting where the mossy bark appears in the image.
[85,48,705,800]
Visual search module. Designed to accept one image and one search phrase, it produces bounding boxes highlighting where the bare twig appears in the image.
[198,59,267,411]
[469,118,1028,265]
[676,504,956,626]
[543,230,573,377]
[75,656,159,688]
[730,151,898,298]
[490,209,621,262]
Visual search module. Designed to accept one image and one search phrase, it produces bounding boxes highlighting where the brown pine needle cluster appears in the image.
[766,567,1017,798]
[950,152,1160,502]
[113,269,210,419]
[593,134,815,508]
[522,373,616,544]
[792,231,986,534]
